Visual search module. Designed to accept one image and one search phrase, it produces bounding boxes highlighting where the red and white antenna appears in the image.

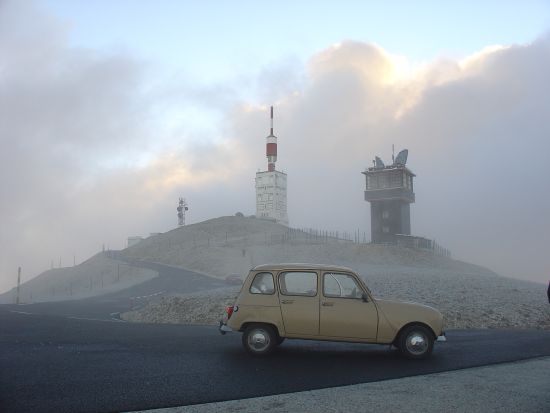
[266,106,277,172]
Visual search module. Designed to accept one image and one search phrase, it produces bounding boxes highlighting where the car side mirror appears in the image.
[361,292,369,302]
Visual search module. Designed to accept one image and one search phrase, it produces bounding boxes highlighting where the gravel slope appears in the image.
[121,217,550,329]
[0,253,158,304]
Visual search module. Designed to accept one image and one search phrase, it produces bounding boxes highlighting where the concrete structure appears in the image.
[362,149,415,243]
[255,106,288,225]
[127,236,144,247]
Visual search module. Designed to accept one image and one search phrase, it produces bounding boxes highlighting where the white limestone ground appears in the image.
[122,286,239,325]
[132,357,550,413]
[121,216,550,330]
[122,272,550,330]
[0,253,157,304]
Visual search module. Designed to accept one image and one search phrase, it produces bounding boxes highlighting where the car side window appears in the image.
[323,273,363,299]
[279,272,317,297]
[249,272,275,295]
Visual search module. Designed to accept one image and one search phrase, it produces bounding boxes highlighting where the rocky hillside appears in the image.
[122,216,482,279]
[122,270,550,330]
[11,215,548,330]
[0,253,157,304]
[120,216,550,330]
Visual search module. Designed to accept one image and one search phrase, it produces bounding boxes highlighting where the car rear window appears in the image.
[249,272,275,294]
[279,271,317,297]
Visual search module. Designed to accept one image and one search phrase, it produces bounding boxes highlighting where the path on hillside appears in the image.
[1,311,550,413]
[1,260,225,321]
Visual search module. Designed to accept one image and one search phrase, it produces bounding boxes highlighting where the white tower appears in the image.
[255,106,288,225]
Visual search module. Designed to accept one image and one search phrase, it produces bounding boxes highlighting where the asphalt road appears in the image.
[1,261,225,321]
[1,310,550,413]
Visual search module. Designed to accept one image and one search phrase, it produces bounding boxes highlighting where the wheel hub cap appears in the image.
[249,330,270,351]
[406,333,428,355]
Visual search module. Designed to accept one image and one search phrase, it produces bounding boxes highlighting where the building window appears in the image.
[382,226,390,233]
[382,210,390,219]
[390,171,402,187]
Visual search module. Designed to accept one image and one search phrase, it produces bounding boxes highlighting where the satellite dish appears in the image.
[394,149,408,166]
[375,156,385,168]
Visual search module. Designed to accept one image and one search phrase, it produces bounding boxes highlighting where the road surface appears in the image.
[1,310,549,413]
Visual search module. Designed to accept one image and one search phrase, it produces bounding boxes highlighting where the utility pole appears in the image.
[16,267,21,305]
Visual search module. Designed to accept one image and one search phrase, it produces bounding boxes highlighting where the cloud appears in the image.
[1,1,548,292]
[0,1,247,292]
[228,37,550,284]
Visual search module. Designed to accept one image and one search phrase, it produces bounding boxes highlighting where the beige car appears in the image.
[219,263,446,359]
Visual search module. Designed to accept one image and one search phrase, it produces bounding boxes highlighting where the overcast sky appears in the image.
[1,0,550,293]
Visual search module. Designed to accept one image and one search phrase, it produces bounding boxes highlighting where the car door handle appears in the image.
[281,300,294,304]
[322,302,334,307]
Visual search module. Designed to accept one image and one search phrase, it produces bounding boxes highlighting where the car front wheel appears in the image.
[242,324,277,356]
[398,325,434,359]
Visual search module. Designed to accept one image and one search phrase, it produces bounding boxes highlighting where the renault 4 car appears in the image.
[219,263,446,359]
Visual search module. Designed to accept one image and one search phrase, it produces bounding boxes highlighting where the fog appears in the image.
[1,1,549,293]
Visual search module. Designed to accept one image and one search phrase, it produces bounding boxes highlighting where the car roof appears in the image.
[251,263,357,273]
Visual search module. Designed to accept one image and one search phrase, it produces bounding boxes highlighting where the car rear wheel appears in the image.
[242,324,277,356]
[398,325,434,359]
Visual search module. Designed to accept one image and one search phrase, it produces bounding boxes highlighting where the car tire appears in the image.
[398,325,434,359]
[242,324,277,356]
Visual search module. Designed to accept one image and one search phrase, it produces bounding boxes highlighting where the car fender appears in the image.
[374,299,443,343]
[227,305,286,336]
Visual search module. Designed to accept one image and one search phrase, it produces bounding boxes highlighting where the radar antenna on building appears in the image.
[177,198,188,226]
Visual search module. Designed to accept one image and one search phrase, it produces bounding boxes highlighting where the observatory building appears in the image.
[255,106,288,225]
[362,149,415,243]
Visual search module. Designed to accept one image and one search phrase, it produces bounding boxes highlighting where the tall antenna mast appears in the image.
[266,105,278,172]
[270,106,274,135]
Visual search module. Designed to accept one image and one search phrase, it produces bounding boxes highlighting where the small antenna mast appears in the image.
[177,198,188,226]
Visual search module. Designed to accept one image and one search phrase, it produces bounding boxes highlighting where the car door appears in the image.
[278,271,320,336]
[320,272,378,340]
